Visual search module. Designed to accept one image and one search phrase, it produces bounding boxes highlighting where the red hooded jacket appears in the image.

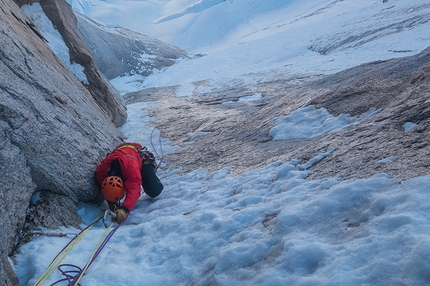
[95,142,143,212]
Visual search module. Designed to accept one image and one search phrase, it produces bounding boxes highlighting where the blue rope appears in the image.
[49,264,82,286]
[34,215,103,286]
[49,216,127,286]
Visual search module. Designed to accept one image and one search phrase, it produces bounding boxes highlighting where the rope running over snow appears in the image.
[150,127,164,170]
[51,216,128,286]
[34,214,104,286]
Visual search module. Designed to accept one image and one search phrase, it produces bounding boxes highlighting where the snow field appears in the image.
[14,150,430,284]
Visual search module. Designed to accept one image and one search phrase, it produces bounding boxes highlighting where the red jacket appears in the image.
[95,142,143,212]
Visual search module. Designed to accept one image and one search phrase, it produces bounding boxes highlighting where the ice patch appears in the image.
[403,122,420,132]
[238,93,263,102]
[377,156,397,164]
[22,3,89,85]
[297,148,337,170]
[110,74,146,95]
[176,83,195,97]
[188,131,211,139]
[270,106,380,141]
[30,191,42,205]
[119,101,179,155]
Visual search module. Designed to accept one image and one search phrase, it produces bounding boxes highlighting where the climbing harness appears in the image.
[116,138,163,171]
[34,211,127,286]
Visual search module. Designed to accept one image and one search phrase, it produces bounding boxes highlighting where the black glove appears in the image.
[107,201,120,212]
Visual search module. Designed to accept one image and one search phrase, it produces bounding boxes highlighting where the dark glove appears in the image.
[114,208,127,224]
[107,201,120,212]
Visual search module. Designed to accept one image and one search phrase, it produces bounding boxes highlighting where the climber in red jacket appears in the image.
[95,142,163,223]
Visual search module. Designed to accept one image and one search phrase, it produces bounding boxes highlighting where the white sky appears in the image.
[13,1,430,285]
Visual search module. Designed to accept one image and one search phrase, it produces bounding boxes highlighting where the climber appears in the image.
[95,142,163,223]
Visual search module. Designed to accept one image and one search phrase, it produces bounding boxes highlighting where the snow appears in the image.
[13,0,430,285]
[270,106,381,141]
[377,156,397,164]
[238,93,263,102]
[22,3,89,85]
[403,122,420,132]
[68,0,430,91]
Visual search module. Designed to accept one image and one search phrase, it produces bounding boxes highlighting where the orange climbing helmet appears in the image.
[101,176,125,202]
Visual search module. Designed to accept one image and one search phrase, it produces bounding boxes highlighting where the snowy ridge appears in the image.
[309,2,430,55]
[99,0,430,92]
[155,0,227,24]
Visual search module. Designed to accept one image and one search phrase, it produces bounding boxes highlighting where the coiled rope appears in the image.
[34,212,127,286]
[34,213,103,286]
[67,217,127,286]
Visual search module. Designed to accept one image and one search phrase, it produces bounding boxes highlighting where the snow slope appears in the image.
[13,0,430,285]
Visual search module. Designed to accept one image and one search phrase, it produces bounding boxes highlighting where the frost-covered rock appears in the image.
[37,0,127,126]
[76,12,188,80]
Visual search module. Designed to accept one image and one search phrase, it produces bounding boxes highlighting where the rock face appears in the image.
[76,12,188,80]
[38,0,127,127]
[0,0,127,284]
[125,46,430,182]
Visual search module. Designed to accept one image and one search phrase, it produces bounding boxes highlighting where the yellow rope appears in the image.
[72,221,114,285]
[34,212,104,286]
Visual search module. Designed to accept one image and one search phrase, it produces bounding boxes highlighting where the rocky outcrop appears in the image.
[126,46,430,182]
[76,12,188,80]
[37,0,127,127]
[0,0,126,284]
